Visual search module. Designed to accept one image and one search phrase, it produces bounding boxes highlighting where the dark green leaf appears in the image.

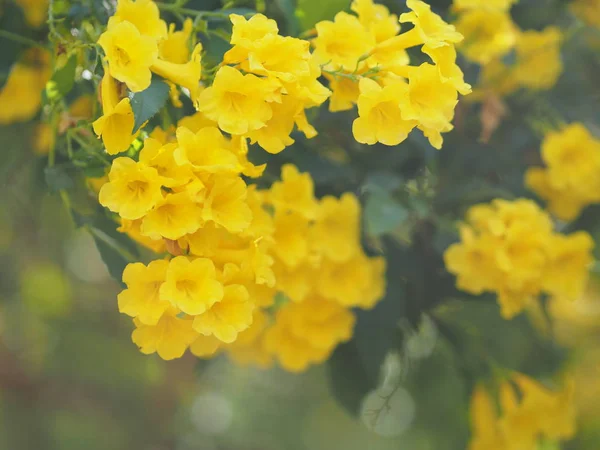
[0,2,27,88]
[130,79,170,132]
[296,0,349,30]
[327,341,373,416]
[274,0,299,35]
[44,165,75,192]
[365,188,408,236]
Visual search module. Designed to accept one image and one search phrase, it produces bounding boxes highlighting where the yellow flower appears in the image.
[350,0,400,43]
[229,13,279,48]
[312,193,360,262]
[326,74,360,112]
[317,253,379,308]
[192,284,254,343]
[352,77,417,146]
[228,34,312,83]
[444,198,591,319]
[272,211,311,269]
[98,157,164,220]
[173,126,239,173]
[141,192,203,240]
[151,43,202,99]
[226,309,273,368]
[526,124,600,220]
[0,50,50,124]
[92,72,136,155]
[131,312,198,360]
[263,297,355,372]
[455,10,517,65]
[138,138,192,187]
[160,256,223,315]
[540,123,600,194]
[118,218,167,253]
[404,63,458,129]
[245,97,298,154]
[284,296,356,350]
[313,12,376,71]
[268,164,318,219]
[98,21,158,92]
[15,0,49,27]
[107,0,167,39]
[525,168,589,221]
[159,18,193,64]
[196,66,274,135]
[422,44,472,95]
[264,318,329,373]
[542,232,594,301]
[513,27,563,90]
[202,176,252,233]
[378,0,462,52]
[118,260,170,325]
[177,111,217,133]
[467,385,506,450]
[189,334,222,358]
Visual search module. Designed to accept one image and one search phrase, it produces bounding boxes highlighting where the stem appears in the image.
[0,30,46,49]
[157,3,251,19]
[87,226,137,262]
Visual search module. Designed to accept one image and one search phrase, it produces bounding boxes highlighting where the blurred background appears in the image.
[2,0,600,449]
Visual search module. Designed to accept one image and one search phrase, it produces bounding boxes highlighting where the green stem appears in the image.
[157,3,249,19]
[0,30,46,49]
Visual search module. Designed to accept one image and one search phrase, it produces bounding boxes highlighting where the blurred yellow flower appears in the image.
[513,27,563,90]
[192,284,254,343]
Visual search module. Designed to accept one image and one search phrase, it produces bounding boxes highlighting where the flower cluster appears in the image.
[99,127,386,369]
[313,0,471,149]
[444,199,593,319]
[199,14,330,154]
[453,0,563,98]
[94,0,202,154]
[526,123,600,221]
[469,374,575,450]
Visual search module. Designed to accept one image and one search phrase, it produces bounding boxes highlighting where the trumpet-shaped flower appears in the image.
[98,21,158,92]
[192,284,254,343]
[160,256,223,315]
[131,312,198,360]
[108,0,167,39]
[202,176,252,233]
[141,192,203,240]
[92,72,136,155]
[197,66,274,135]
[173,126,239,173]
[353,77,417,146]
[98,157,164,220]
[313,12,375,71]
[118,260,170,325]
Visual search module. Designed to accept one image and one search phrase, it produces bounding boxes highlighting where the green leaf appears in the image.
[365,188,408,236]
[296,0,349,30]
[89,229,129,286]
[49,55,78,99]
[327,341,373,416]
[130,79,170,132]
[44,165,75,192]
[274,0,299,35]
[0,2,27,89]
